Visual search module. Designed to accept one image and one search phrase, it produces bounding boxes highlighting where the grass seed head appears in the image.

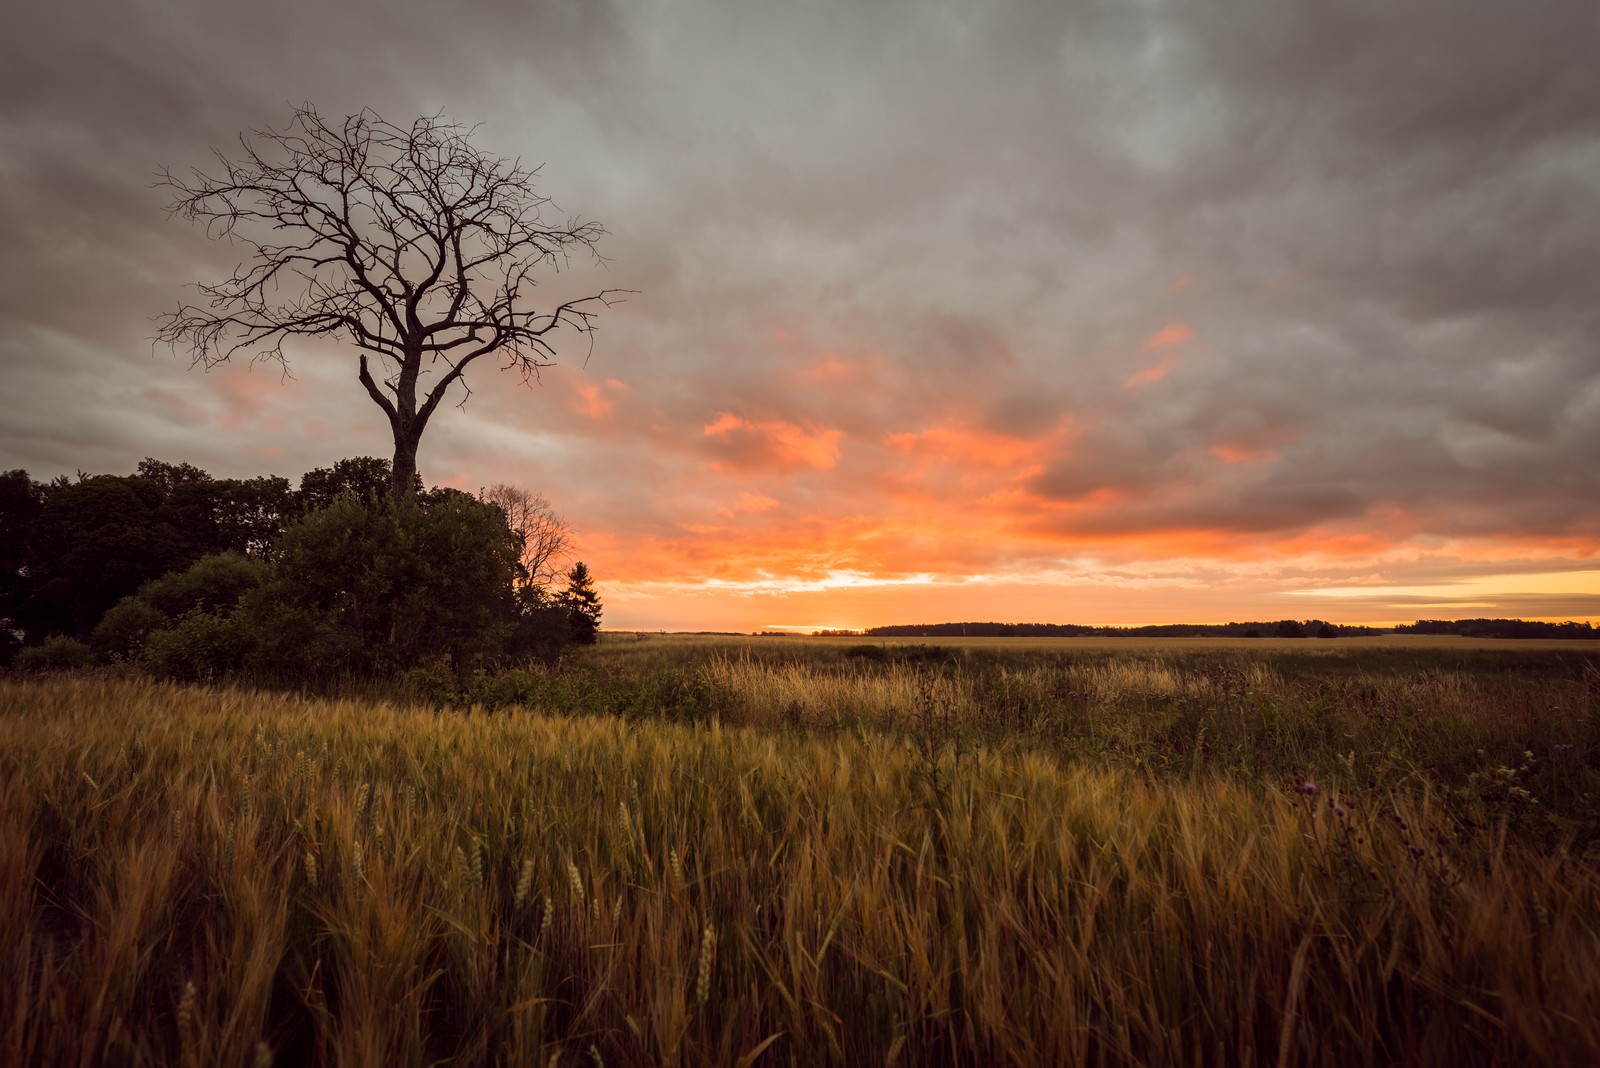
[695,921,717,1004]
[515,858,534,907]
[176,979,196,1041]
[566,858,584,901]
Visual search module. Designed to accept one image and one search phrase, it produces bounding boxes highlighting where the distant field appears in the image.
[3,639,1598,1064]
[606,630,1600,653]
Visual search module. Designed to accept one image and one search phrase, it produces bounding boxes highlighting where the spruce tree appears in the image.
[561,562,602,644]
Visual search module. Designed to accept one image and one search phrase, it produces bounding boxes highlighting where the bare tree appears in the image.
[481,483,573,586]
[157,104,629,498]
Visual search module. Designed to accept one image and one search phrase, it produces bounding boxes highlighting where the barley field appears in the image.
[3,637,1599,1065]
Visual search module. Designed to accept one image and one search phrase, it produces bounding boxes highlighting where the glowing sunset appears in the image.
[3,1,1596,632]
[6,6,1600,1062]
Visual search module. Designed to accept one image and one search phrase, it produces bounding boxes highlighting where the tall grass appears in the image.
[430,639,1600,838]
[3,671,1598,1065]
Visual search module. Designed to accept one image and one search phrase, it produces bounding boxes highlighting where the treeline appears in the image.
[0,457,601,675]
[865,618,1597,640]
[1395,618,1598,640]
[865,620,1385,639]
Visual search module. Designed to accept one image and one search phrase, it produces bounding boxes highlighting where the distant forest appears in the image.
[861,618,1598,640]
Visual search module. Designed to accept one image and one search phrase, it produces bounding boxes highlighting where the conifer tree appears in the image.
[560,561,602,644]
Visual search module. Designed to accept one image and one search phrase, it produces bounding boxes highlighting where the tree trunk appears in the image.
[391,426,422,499]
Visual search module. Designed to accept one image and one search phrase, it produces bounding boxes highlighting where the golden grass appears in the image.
[2,673,1598,1065]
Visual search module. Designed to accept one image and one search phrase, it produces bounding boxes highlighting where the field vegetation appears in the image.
[3,636,1598,1065]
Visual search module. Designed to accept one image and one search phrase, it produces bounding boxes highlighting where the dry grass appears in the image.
[3,669,1599,1066]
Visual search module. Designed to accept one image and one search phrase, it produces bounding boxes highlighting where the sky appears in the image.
[3,0,1598,632]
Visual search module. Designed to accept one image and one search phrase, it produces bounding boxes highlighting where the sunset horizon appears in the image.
[6,4,1600,1061]
[4,0,1597,637]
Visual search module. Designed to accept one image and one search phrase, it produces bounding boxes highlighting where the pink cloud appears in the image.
[884,424,1041,469]
[1143,323,1196,350]
[568,375,628,420]
[1124,354,1182,388]
[702,412,843,472]
[1209,442,1277,464]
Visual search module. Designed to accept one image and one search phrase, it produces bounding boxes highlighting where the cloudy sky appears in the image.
[3,0,1598,630]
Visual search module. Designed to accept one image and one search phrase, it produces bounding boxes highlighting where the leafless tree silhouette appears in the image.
[157,104,629,497]
[481,483,573,587]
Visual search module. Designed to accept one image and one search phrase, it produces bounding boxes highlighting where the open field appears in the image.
[611,632,1600,653]
[3,639,1599,1065]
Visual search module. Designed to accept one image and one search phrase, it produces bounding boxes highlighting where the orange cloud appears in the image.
[794,350,889,387]
[1124,355,1182,388]
[1209,442,1278,464]
[716,491,782,518]
[735,491,780,512]
[1143,323,1195,350]
[884,425,1040,468]
[569,376,627,420]
[1123,323,1195,388]
[702,412,843,472]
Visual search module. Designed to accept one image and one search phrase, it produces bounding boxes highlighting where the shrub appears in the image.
[138,609,252,681]
[90,598,164,659]
[138,551,268,617]
[91,552,268,659]
[237,493,520,676]
[13,636,92,672]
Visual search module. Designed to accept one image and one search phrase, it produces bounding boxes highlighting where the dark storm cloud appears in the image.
[1,0,1597,608]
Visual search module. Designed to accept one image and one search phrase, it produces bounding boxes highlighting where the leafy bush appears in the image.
[138,551,267,618]
[90,597,163,659]
[237,492,520,677]
[13,636,92,672]
[91,552,267,660]
[138,609,251,681]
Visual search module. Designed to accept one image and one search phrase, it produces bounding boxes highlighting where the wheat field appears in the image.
[3,642,1598,1065]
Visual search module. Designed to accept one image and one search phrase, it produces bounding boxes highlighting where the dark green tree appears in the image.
[294,457,402,513]
[23,475,186,640]
[560,561,602,645]
[0,470,45,663]
[92,552,269,659]
[135,458,211,493]
[237,492,522,675]
[159,473,293,559]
